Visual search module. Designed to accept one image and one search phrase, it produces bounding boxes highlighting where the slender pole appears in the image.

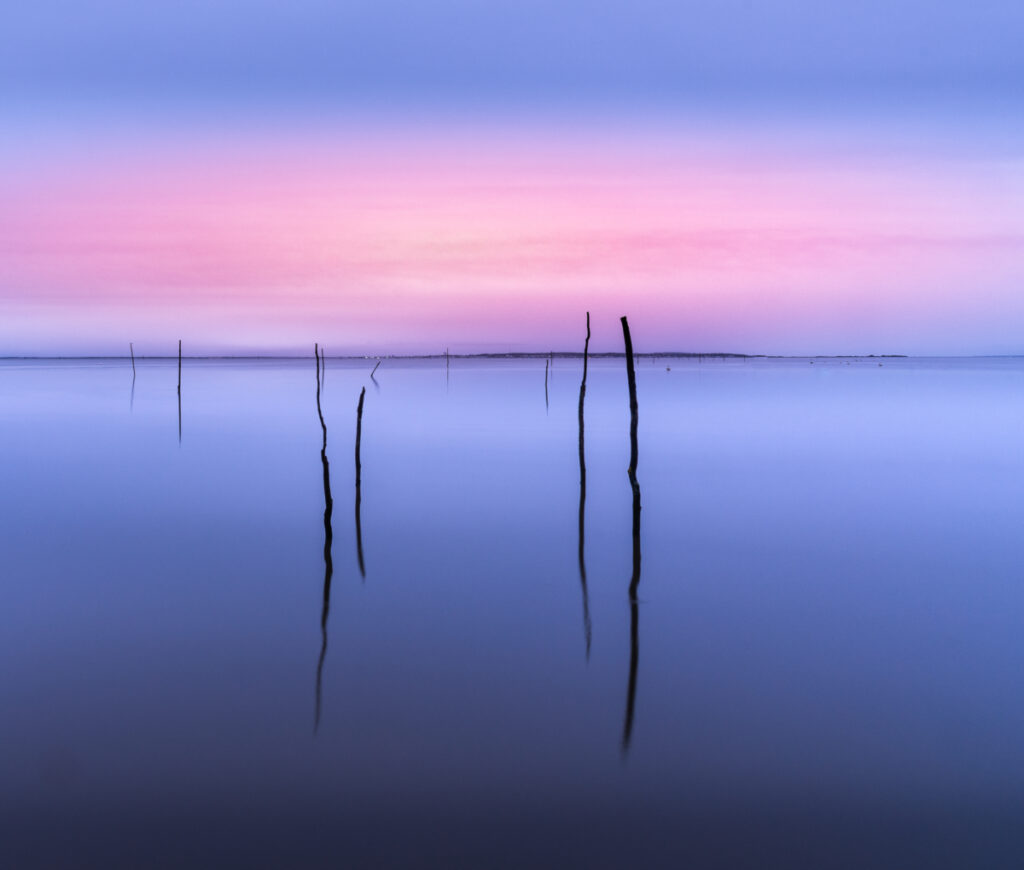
[577,312,592,657]
[620,315,642,752]
[130,342,135,376]
[355,386,366,578]
[177,339,182,443]
[621,317,638,479]
[544,358,549,411]
[314,342,334,733]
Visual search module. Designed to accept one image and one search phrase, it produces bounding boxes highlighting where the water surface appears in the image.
[2,356,1024,867]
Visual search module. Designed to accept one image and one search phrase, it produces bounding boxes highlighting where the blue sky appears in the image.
[3,0,1022,112]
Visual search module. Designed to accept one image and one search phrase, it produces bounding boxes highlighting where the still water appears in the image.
[2,356,1024,867]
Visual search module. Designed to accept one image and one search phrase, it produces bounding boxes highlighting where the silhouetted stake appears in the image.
[354,386,366,578]
[177,340,182,442]
[577,312,592,658]
[622,318,639,481]
[130,342,135,376]
[544,358,549,411]
[314,343,335,733]
[620,315,642,753]
[371,359,381,377]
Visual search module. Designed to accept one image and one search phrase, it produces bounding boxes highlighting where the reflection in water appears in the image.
[545,358,549,412]
[577,313,592,658]
[314,344,334,733]
[355,386,366,578]
[620,316,642,753]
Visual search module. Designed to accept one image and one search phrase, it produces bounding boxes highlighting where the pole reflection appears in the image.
[577,312,592,658]
[620,316,642,753]
[313,343,334,733]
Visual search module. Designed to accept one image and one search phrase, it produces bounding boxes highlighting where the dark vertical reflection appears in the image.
[355,387,366,579]
[577,312,592,658]
[623,594,639,751]
[545,358,550,412]
[620,315,642,753]
[314,343,334,733]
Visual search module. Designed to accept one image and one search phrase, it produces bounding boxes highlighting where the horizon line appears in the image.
[11,352,1024,361]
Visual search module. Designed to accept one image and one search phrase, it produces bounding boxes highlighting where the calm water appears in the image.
[2,356,1024,868]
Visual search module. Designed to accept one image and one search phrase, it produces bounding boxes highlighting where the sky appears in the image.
[1,0,1022,355]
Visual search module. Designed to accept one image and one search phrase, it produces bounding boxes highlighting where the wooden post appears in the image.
[130,342,135,376]
[620,315,642,752]
[354,387,366,578]
[314,341,334,733]
[577,312,592,657]
[621,317,639,479]
[177,339,182,443]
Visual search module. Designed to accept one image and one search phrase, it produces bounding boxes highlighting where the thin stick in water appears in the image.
[177,340,182,443]
[355,386,366,578]
[577,311,592,657]
[314,342,335,733]
[620,315,642,752]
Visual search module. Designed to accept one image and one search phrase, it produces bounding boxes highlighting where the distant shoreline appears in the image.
[0,352,930,361]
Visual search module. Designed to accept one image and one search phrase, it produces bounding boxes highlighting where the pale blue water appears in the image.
[2,356,1024,867]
